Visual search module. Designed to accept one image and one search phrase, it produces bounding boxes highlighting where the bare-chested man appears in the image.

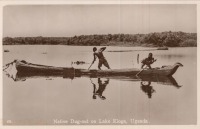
[92,47,110,70]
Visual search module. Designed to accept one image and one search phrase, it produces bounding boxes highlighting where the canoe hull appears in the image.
[13,60,182,77]
[15,60,64,74]
[72,67,174,77]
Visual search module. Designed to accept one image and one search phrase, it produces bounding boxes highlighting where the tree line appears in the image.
[3,31,197,47]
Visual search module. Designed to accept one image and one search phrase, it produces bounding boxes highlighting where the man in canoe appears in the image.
[141,53,157,69]
[90,47,111,70]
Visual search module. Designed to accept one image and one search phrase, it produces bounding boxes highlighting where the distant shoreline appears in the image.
[3,31,197,47]
[3,44,197,48]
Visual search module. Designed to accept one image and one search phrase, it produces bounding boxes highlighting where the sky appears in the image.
[3,4,197,37]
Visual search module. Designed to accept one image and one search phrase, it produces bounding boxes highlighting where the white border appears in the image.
[0,0,199,129]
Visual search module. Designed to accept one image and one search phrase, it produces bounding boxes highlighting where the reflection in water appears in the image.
[140,81,155,99]
[89,77,180,99]
[4,69,182,99]
[3,66,183,102]
[90,78,109,100]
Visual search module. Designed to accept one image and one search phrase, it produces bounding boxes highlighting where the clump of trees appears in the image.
[3,31,197,47]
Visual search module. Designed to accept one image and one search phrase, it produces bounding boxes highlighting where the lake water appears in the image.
[3,45,197,125]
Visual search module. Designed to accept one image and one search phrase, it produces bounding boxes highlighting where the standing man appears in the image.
[91,47,111,70]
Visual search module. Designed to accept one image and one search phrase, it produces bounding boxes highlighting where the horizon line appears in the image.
[3,31,197,38]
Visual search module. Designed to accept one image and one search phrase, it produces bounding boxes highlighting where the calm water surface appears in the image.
[3,45,197,125]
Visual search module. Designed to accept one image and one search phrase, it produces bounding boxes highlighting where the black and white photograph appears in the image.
[2,3,197,126]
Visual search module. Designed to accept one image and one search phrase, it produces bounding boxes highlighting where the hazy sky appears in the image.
[3,4,196,37]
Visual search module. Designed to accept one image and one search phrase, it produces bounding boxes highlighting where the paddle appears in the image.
[136,69,144,77]
[88,62,94,70]
[137,54,139,64]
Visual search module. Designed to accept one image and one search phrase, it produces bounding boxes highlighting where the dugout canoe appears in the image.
[6,60,183,77]
[3,65,181,88]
